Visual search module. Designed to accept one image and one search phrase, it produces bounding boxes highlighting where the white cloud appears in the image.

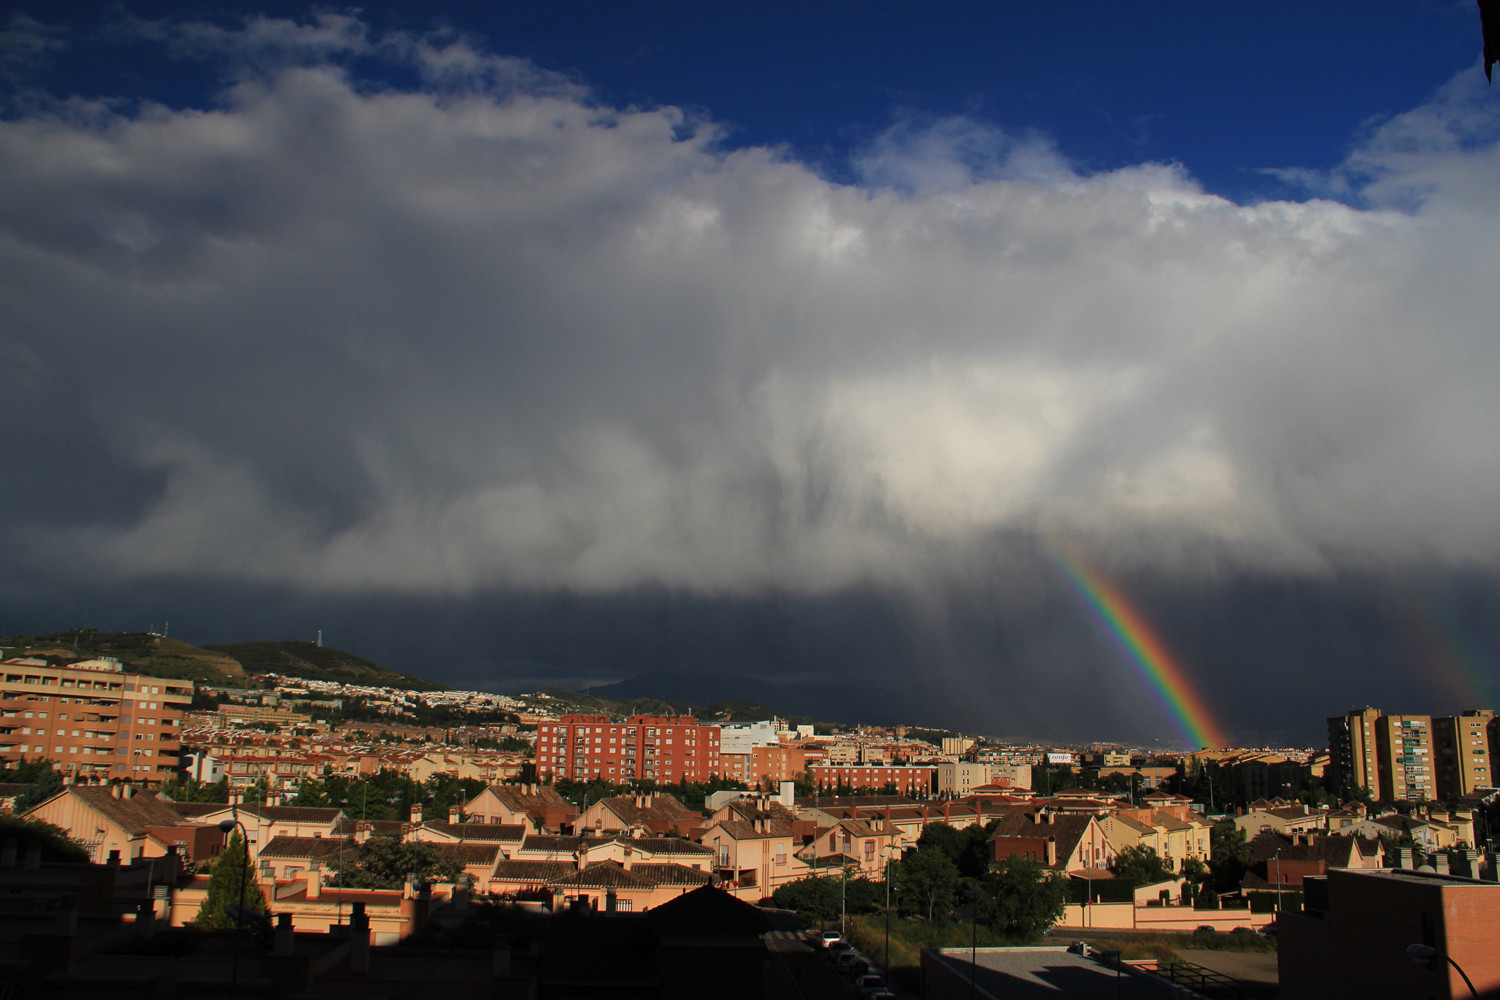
[6,18,1500,598]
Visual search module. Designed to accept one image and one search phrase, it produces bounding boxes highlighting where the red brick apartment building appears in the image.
[0,657,191,782]
[536,715,720,784]
[809,763,936,796]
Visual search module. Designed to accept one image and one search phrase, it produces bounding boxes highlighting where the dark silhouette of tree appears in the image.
[977,857,1067,938]
[0,814,88,863]
[330,835,462,890]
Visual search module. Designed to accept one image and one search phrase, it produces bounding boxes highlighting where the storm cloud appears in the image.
[4,13,1500,743]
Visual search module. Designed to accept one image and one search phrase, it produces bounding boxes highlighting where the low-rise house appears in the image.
[464,783,579,832]
[575,793,699,837]
[25,783,220,864]
[988,809,1117,874]
[797,817,899,877]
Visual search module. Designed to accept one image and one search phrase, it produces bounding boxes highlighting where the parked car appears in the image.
[835,952,865,974]
[827,941,854,961]
[819,929,844,949]
[1192,925,1217,938]
[855,973,888,997]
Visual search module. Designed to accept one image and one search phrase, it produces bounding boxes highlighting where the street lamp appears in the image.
[883,846,898,974]
[964,887,978,997]
[1407,943,1479,999]
[218,818,252,1000]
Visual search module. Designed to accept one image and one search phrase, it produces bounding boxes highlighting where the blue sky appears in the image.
[8,1,1485,201]
[4,3,1500,744]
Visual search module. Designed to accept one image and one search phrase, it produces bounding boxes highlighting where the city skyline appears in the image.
[4,4,1500,746]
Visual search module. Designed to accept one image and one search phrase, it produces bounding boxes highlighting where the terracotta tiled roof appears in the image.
[61,786,192,836]
[721,799,799,823]
[595,794,698,828]
[481,784,577,818]
[600,835,711,857]
[548,861,658,890]
[988,813,1095,869]
[432,842,502,866]
[259,835,354,862]
[518,834,588,856]
[708,818,795,841]
[632,862,714,886]
[493,859,578,882]
[426,822,528,843]
[249,805,344,823]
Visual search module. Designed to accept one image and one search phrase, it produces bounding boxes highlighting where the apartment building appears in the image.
[535,714,721,784]
[1375,714,1435,802]
[809,762,935,796]
[935,760,991,796]
[1327,707,1382,799]
[1433,709,1494,798]
[0,657,191,782]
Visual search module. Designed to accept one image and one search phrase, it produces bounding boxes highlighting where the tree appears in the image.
[2,759,63,813]
[194,831,268,929]
[978,857,1067,938]
[1112,845,1174,886]
[1209,820,1250,893]
[330,835,462,890]
[0,813,88,863]
[895,847,960,921]
[770,873,843,920]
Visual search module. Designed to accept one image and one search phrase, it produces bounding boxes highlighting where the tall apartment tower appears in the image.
[1433,709,1495,798]
[0,656,192,782]
[535,714,721,784]
[1327,707,1383,798]
[1374,714,1435,802]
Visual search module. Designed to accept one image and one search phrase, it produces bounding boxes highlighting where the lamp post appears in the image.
[1407,943,1479,999]
[840,861,848,939]
[1272,849,1282,912]
[964,886,978,997]
[218,818,252,1000]
[883,846,897,973]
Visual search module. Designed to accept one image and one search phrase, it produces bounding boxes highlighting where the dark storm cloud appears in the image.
[5,13,1500,743]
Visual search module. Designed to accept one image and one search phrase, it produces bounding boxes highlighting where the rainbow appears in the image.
[1049,548,1228,749]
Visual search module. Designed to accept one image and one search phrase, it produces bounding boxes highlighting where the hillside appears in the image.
[0,629,445,691]
[537,688,826,728]
[204,640,448,692]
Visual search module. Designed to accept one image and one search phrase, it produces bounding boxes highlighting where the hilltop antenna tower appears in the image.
[316,629,322,648]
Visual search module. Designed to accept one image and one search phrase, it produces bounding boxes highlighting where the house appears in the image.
[575,793,699,837]
[24,783,221,864]
[988,809,1117,874]
[463,783,578,832]
[699,810,802,901]
[1239,831,1382,897]
[797,817,900,878]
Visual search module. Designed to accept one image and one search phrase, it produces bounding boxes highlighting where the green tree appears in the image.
[330,835,462,890]
[1209,820,1250,892]
[770,873,843,921]
[161,775,230,803]
[1112,845,1174,886]
[194,831,268,929]
[2,759,63,812]
[895,848,961,921]
[977,857,1067,938]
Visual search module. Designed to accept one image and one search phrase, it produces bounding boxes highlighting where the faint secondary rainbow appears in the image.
[1049,548,1229,749]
